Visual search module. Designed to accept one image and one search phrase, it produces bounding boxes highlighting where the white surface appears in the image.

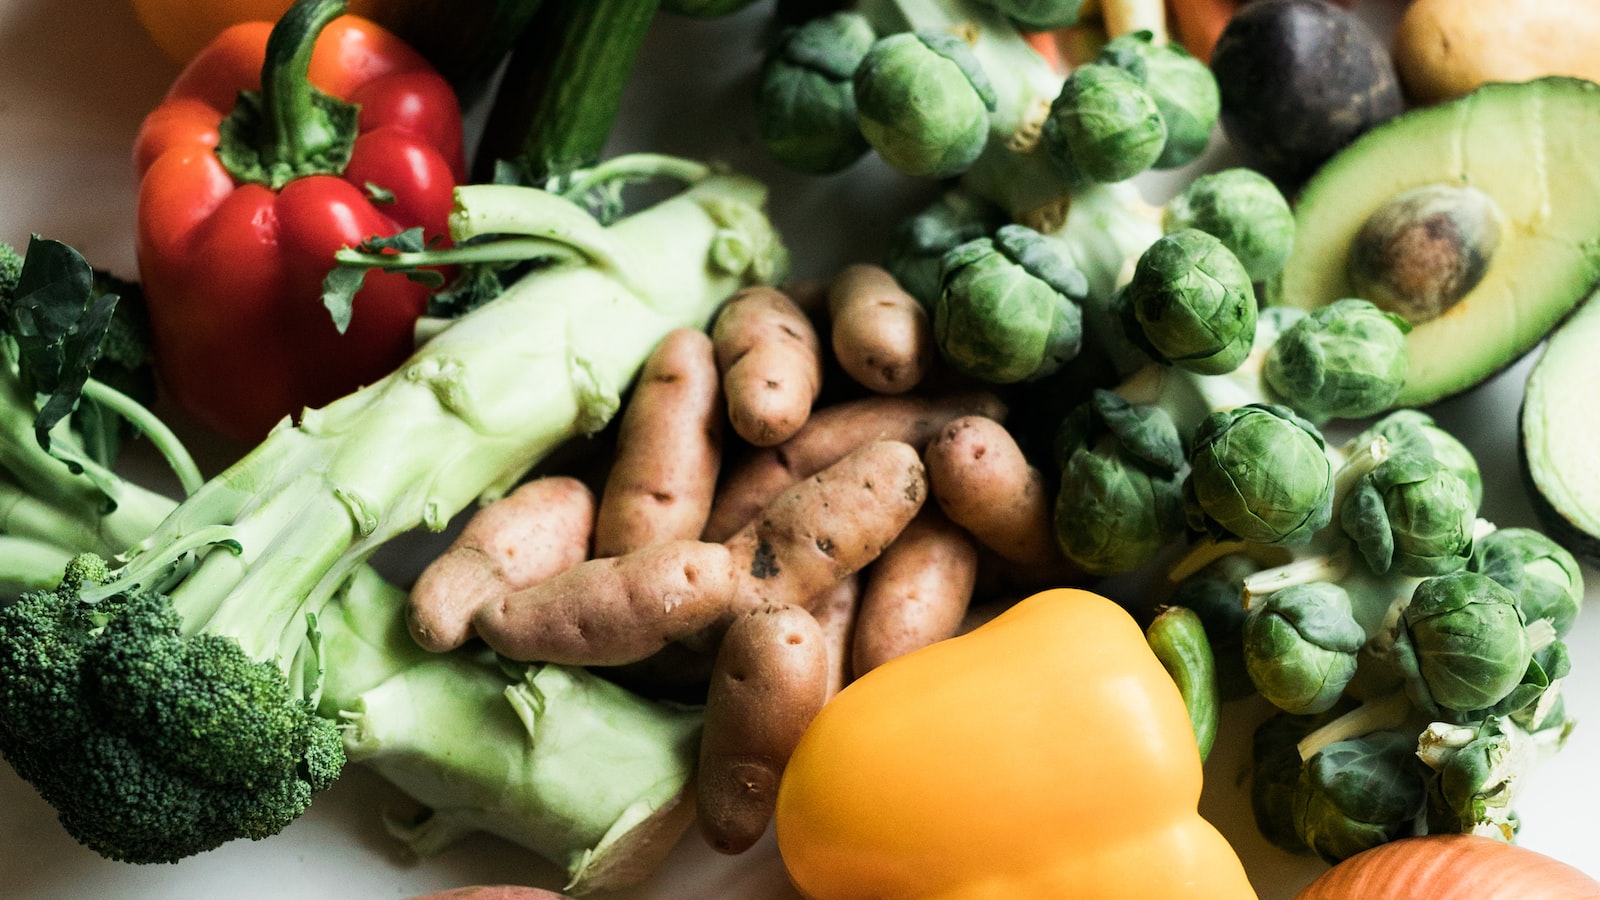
[0,1,1596,898]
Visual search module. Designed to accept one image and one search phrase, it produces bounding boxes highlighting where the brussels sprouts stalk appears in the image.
[1296,690,1416,761]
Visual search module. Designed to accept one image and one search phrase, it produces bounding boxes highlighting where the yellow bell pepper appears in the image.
[773,587,1258,900]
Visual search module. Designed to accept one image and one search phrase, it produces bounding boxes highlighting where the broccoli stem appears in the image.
[341,653,702,894]
[0,534,74,594]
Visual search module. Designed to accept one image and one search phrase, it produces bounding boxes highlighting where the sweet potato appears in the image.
[697,603,830,855]
[469,539,740,666]
[702,390,1006,542]
[712,285,824,447]
[594,328,723,558]
[851,508,979,675]
[406,888,575,900]
[923,414,1062,568]
[407,476,595,652]
[827,263,933,395]
[722,439,927,620]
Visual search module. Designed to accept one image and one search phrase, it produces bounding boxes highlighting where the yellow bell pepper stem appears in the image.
[774,587,1257,900]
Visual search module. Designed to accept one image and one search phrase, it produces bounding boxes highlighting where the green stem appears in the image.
[80,378,202,497]
[217,0,359,188]
[1296,690,1415,761]
[261,0,349,173]
[0,534,74,593]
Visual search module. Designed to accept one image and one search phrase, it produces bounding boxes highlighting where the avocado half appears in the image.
[1522,285,1600,565]
[1268,76,1600,408]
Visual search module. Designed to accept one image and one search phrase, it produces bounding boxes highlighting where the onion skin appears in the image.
[1296,835,1600,900]
[406,888,575,900]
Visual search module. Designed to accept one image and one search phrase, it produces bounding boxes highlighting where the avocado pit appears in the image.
[1347,183,1502,323]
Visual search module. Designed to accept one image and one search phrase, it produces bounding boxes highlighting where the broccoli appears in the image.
[0,553,343,863]
[0,241,21,296]
[0,157,780,884]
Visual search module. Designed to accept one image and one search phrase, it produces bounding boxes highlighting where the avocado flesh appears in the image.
[1268,77,1600,408]
[1522,286,1600,564]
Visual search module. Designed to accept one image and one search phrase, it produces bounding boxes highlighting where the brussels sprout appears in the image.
[1185,403,1334,546]
[1417,717,1537,838]
[935,224,1087,383]
[755,12,877,174]
[1356,409,1483,507]
[1169,555,1258,701]
[1469,527,1585,638]
[1042,63,1167,184]
[1118,229,1258,375]
[1340,452,1477,577]
[1052,390,1186,575]
[1474,638,1570,724]
[883,189,1007,309]
[1096,30,1220,169]
[1393,571,1533,717]
[1244,582,1367,715]
[854,31,997,178]
[1250,708,1347,856]
[972,0,1085,31]
[1263,298,1410,422]
[1294,730,1429,864]
[1164,168,1296,282]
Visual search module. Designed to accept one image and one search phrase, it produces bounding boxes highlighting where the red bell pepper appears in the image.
[133,0,465,442]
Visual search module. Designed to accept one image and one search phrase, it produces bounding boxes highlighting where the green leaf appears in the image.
[321,228,439,333]
[2,236,120,453]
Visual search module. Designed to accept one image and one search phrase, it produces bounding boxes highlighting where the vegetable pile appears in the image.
[2,0,1599,897]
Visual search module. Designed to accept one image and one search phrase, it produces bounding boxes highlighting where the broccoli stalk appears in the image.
[0,157,784,875]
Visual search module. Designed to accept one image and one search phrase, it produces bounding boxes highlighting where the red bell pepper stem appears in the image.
[262,0,347,172]
[219,0,360,189]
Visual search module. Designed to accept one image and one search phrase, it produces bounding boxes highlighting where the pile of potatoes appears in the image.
[405,265,1079,857]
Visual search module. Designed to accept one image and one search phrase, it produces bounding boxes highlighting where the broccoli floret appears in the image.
[0,553,344,863]
[0,241,22,299]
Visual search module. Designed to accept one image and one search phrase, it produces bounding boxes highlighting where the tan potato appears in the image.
[808,573,861,699]
[697,603,830,855]
[468,539,739,666]
[702,390,1006,542]
[851,508,979,675]
[827,263,933,394]
[722,439,927,620]
[712,285,824,447]
[923,414,1063,568]
[594,328,723,558]
[1395,0,1600,105]
[407,477,595,652]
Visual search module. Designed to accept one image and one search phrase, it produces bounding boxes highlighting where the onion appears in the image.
[1296,834,1600,899]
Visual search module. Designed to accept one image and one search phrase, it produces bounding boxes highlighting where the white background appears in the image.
[0,1,1594,897]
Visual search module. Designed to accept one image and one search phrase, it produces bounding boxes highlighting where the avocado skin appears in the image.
[1518,399,1600,569]
[1211,0,1404,187]
[1270,77,1600,409]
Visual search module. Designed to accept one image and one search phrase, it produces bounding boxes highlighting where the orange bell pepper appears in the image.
[774,587,1257,900]
[131,0,379,65]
